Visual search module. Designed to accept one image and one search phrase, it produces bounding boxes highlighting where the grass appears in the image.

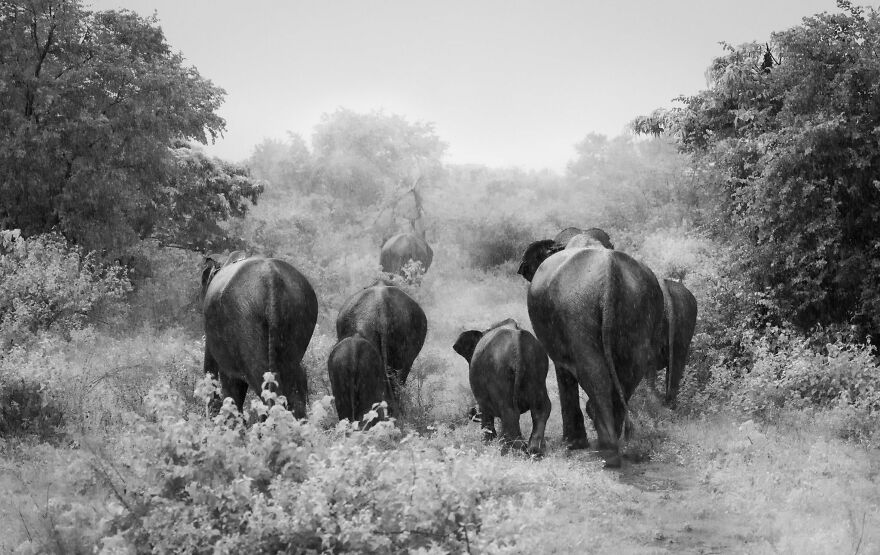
[2,232,880,553]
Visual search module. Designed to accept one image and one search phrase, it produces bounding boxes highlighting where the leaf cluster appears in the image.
[0,0,260,253]
[632,1,880,339]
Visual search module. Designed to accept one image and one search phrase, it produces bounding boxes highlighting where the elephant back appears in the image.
[380,233,433,274]
[336,284,427,371]
[527,248,665,374]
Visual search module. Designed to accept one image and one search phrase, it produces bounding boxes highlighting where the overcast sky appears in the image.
[89,0,839,171]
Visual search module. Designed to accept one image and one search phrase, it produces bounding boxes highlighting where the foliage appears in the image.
[566,134,705,231]
[0,374,64,440]
[633,1,880,340]
[0,326,203,434]
[37,377,549,554]
[0,0,261,253]
[459,216,536,270]
[0,230,130,350]
[248,133,313,197]
[312,108,447,207]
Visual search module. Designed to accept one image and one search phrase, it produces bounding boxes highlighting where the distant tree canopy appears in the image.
[248,109,447,232]
[0,0,261,254]
[632,1,880,339]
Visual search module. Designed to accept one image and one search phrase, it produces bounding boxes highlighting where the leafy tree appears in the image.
[0,0,261,253]
[248,133,313,198]
[633,1,880,340]
[310,109,447,215]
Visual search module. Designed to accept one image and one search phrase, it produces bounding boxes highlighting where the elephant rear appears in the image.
[379,233,433,275]
[203,257,318,418]
[328,335,388,425]
[463,323,551,454]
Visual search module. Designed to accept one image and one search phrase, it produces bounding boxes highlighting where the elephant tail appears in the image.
[511,330,524,409]
[660,279,675,400]
[602,260,630,442]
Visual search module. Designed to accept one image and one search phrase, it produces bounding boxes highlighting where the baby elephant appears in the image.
[328,335,389,428]
[453,319,551,455]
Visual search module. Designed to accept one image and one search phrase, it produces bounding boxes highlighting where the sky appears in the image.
[89,0,841,171]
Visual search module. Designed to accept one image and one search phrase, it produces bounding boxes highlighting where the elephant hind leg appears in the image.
[219,372,249,414]
[555,363,588,449]
[498,405,525,453]
[479,409,498,442]
[527,392,551,455]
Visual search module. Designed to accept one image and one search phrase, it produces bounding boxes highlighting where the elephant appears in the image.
[645,279,698,407]
[202,253,318,418]
[553,227,615,250]
[336,280,427,414]
[453,319,551,455]
[327,334,389,427]
[518,239,665,468]
[380,232,434,276]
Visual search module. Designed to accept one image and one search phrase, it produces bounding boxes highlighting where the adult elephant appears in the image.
[453,319,551,455]
[646,279,698,407]
[518,241,665,468]
[202,254,318,418]
[336,280,427,414]
[380,232,433,276]
[554,227,615,250]
[327,334,388,427]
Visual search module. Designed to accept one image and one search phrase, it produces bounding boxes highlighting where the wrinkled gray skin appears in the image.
[645,279,698,407]
[380,232,434,275]
[554,227,615,250]
[336,281,427,414]
[202,253,318,418]
[327,334,388,427]
[453,319,551,455]
[518,240,665,468]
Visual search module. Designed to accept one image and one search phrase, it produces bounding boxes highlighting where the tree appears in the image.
[248,133,313,198]
[633,1,880,340]
[309,109,447,217]
[0,0,261,253]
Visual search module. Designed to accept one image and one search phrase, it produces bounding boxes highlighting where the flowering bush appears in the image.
[0,230,130,350]
[15,375,548,553]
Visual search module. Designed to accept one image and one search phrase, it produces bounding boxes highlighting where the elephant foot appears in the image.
[565,436,590,450]
[527,439,546,457]
[603,453,623,469]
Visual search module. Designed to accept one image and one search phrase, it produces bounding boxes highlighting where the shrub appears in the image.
[0,230,131,350]
[19,377,549,554]
[459,217,535,270]
[0,374,64,440]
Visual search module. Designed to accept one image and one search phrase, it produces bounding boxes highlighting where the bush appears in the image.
[459,217,535,270]
[17,377,549,554]
[0,327,204,435]
[0,374,64,440]
[0,230,131,350]
[679,326,880,445]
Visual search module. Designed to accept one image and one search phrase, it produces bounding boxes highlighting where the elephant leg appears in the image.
[527,391,551,455]
[555,363,588,449]
[498,405,525,453]
[218,372,248,414]
[479,410,497,442]
[665,362,683,408]
[204,349,224,415]
[277,365,309,419]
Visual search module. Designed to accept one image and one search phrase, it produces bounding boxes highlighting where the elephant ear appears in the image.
[453,330,483,363]
[517,239,562,282]
[584,228,614,250]
[553,227,586,246]
[200,256,223,296]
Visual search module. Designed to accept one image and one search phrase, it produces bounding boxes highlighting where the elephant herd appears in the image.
[201,227,697,468]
